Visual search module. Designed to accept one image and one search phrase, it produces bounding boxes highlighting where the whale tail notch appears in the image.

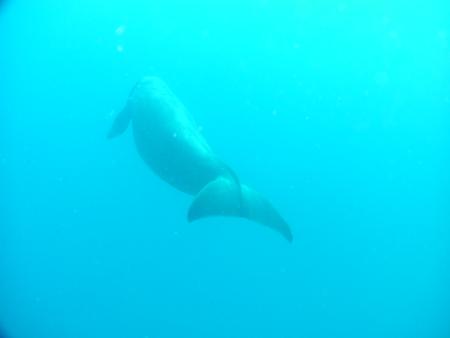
[108,105,132,139]
[187,177,293,242]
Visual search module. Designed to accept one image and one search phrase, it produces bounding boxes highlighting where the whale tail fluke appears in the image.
[108,106,132,139]
[188,177,293,242]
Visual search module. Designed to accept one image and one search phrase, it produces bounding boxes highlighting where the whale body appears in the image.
[108,76,292,242]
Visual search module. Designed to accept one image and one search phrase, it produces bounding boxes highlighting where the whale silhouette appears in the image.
[109,76,292,242]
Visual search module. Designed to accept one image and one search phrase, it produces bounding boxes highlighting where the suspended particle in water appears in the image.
[115,25,126,36]
[116,44,124,53]
[107,109,116,119]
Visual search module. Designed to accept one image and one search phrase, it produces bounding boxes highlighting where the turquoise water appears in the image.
[1,1,449,337]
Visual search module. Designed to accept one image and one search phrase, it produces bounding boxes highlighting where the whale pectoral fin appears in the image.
[107,106,132,139]
[188,178,293,242]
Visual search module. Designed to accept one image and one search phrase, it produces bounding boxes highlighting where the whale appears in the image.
[108,76,292,242]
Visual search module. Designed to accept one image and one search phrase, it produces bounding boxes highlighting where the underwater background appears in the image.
[1,0,449,337]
